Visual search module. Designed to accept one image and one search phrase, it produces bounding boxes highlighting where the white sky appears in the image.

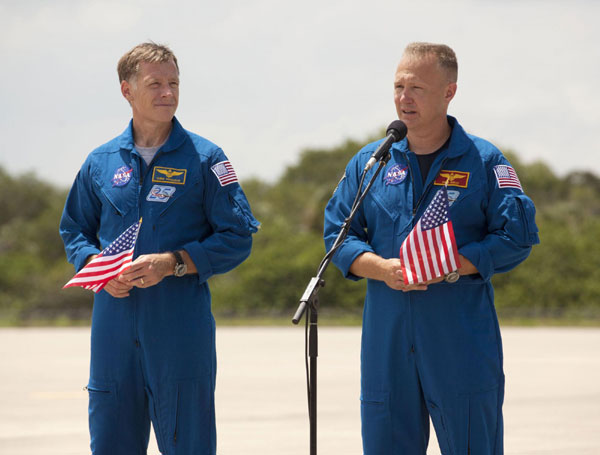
[1,0,599,188]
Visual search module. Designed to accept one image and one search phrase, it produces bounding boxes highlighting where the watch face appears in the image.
[445,271,460,283]
[174,263,187,277]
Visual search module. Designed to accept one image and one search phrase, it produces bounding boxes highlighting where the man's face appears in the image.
[121,59,179,124]
[393,54,456,132]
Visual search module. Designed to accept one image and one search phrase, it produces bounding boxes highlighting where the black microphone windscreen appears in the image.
[386,120,408,141]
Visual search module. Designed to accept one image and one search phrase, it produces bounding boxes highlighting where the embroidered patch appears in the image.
[211,160,238,186]
[434,170,470,188]
[111,166,133,187]
[152,167,186,185]
[384,164,408,185]
[447,190,460,206]
[146,185,176,203]
[493,165,522,190]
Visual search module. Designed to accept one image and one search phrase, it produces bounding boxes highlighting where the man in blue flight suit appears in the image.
[324,43,539,454]
[60,43,259,455]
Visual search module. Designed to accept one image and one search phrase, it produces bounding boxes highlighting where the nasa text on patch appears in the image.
[211,161,238,187]
[384,164,408,185]
[434,170,470,188]
[146,185,176,203]
[112,166,133,187]
[152,167,187,185]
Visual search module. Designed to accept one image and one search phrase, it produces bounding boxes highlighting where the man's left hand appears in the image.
[119,253,175,288]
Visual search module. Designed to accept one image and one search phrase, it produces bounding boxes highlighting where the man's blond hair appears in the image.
[117,42,179,83]
[404,42,458,83]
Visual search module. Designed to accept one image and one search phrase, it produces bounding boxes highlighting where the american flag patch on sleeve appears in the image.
[493,165,522,191]
[211,160,238,187]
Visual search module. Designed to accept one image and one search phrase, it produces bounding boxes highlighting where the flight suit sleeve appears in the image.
[323,153,375,280]
[182,150,259,283]
[59,158,103,272]
[459,155,540,281]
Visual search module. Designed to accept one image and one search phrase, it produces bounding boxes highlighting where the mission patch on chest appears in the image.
[152,167,187,185]
[434,170,470,188]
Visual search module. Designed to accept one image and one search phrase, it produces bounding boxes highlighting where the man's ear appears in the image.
[445,82,457,103]
[121,80,133,104]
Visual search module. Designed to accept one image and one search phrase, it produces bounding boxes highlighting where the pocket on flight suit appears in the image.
[151,379,216,454]
[360,390,393,454]
[86,380,118,448]
[513,194,539,246]
[427,401,453,455]
[228,193,260,235]
[461,385,501,455]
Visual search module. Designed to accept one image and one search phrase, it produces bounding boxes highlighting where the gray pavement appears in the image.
[0,326,599,454]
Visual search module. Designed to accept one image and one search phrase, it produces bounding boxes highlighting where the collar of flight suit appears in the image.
[391,116,472,159]
[117,116,188,154]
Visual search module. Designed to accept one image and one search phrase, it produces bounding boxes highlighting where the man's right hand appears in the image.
[103,276,134,298]
[349,253,428,292]
[84,254,133,298]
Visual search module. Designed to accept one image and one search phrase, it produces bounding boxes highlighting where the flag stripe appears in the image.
[401,241,412,284]
[416,224,432,281]
[426,229,440,278]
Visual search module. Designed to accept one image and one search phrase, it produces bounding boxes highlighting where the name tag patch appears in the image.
[434,170,470,188]
[146,185,176,203]
[152,167,187,185]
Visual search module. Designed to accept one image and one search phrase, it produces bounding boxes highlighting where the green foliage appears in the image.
[0,167,93,323]
[1,128,599,324]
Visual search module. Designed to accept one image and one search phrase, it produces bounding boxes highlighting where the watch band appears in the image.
[172,250,187,277]
[172,250,184,267]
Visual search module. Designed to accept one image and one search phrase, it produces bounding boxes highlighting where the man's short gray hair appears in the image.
[404,42,458,83]
[117,42,179,83]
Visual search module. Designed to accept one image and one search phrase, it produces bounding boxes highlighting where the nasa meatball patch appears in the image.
[111,166,133,187]
[384,164,408,185]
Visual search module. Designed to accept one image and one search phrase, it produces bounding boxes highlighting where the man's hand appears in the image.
[85,253,133,298]
[104,276,134,298]
[379,258,429,291]
[349,253,428,292]
[119,253,176,289]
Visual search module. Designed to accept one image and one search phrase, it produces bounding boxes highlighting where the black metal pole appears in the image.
[309,300,318,455]
[292,154,391,455]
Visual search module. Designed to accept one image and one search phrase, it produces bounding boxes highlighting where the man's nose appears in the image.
[398,90,412,103]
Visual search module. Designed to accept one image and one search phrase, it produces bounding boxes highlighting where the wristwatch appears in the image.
[172,250,187,277]
[444,270,460,283]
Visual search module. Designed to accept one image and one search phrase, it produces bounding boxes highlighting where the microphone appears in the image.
[364,120,407,171]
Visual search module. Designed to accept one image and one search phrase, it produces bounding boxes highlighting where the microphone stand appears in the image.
[291,153,391,455]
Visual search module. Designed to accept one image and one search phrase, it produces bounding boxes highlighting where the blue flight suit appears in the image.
[324,117,539,454]
[60,117,259,455]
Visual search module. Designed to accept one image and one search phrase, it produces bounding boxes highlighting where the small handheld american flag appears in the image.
[63,219,142,293]
[400,187,461,285]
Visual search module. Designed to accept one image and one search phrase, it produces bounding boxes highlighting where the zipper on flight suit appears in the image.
[410,157,449,217]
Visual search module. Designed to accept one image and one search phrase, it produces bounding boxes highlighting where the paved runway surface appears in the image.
[0,326,599,454]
